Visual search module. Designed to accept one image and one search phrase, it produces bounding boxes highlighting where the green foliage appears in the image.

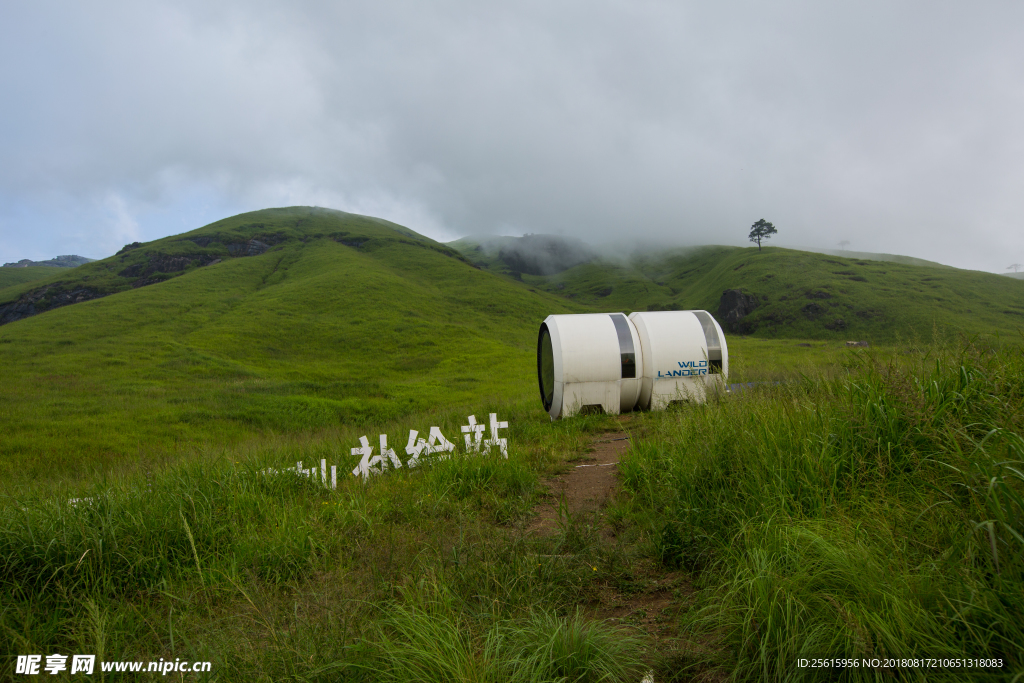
[620,339,1024,680]
[748,218,778,250]
[0,402,641,679]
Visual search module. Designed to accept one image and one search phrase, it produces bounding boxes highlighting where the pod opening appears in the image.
[537,323,555,412]
[692,310,723,373]
[609,313,637,378]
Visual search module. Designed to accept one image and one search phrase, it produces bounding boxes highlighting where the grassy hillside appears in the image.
[801,247,955,269]
[0,208,471,318]
[0,207,584,485]
[450,241,1024,341]
[0,265,61,293]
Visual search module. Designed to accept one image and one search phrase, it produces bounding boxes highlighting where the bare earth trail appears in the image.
[526,429,631,537]
[525,420,707,664]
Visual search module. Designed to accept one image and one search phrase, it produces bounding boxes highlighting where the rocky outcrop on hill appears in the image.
[801,302,825,319]
[227,239,270,257]
[1,234,278,326]
[115,243,143,256]
[118,252,220,284]
[718,289,759,332]
[0,285,104,325]
[334,235,369,249]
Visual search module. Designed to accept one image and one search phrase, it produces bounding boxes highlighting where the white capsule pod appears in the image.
[537,313,644,420]
[628,310,728,410]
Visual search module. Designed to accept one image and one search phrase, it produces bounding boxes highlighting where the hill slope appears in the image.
[0,210,473,325]
[450,240,1024,341]
[0,207,580,482]
[797,247,955,269]
[0,266,63,294]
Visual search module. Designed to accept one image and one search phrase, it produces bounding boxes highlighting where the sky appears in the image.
[2,1,1023,272]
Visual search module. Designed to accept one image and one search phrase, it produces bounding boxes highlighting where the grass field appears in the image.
[0,208,585,487]
[0,266,62,294]
[1,207,1022,680]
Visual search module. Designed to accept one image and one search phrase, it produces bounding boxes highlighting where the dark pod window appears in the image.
[609,314,636,379]
[537,324,555,411]
[692,310,723,374]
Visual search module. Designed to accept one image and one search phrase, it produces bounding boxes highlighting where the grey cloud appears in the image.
[1,1,1023,271]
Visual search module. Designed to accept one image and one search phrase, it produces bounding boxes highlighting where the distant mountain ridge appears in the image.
[447,239,1024,341]
[3,255,95,268]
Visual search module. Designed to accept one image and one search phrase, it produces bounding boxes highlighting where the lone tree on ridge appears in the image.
[748,219,777,251]
[838,240,850,250]
[1009,263,1022,273]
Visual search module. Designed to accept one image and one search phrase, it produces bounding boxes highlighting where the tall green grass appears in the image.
[0,400,639,680]
[621,337,1024,681]
[368,581,645,682]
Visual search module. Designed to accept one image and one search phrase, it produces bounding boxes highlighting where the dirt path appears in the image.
[526,423,701,655]
[526,430,631,536]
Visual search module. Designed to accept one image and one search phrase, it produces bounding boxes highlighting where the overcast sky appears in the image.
[2,1,1023,272]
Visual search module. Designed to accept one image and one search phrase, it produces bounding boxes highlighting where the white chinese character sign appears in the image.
[352,413,508,480]
[280,413,510,487]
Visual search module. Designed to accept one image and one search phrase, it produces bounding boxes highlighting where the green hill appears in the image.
[0,265,62,294]
[0,256,96,300]
[0,211,480,325]
[0,207,580,483]
[449,240,1024,341]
